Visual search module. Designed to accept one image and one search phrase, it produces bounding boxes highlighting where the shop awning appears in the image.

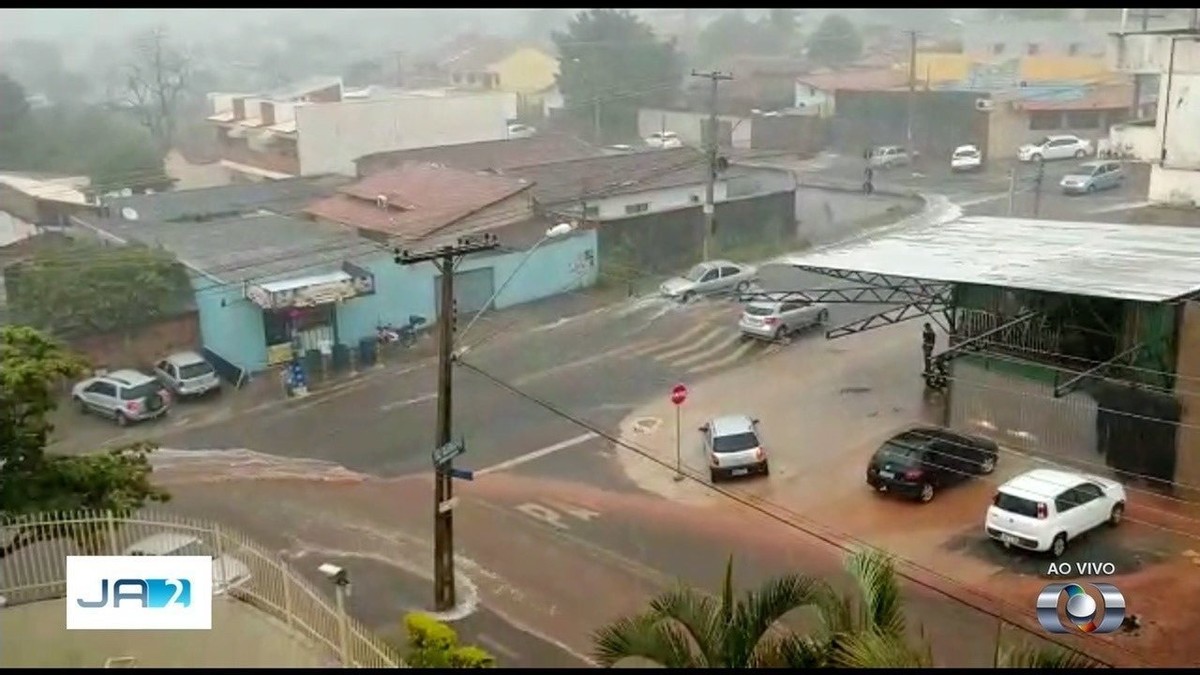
[245,268,375,310]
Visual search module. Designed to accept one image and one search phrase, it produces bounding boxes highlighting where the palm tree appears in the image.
[591,550,1102,669]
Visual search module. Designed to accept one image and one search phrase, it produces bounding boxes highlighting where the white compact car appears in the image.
[950,144,983,172]
[645,131,683,149]
[701,414,769,482]
[985,468,1126,558]
[1017,135,1093,163]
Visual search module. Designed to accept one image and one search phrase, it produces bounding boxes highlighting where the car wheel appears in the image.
[1050,533,1068,558]
[735,281,750,294]
[115,411,129,428]
[75,396,88,415]
[679,291,694,304]
[918,483,935,503]
[761,462,770,477]
[1075,149,1086,158]
[1109,502,1125,527]
[1086,183,1096,193]
[979,454,997,474]
[1031,153,1043,163]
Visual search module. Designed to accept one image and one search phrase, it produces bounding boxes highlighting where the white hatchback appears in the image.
[985,468,1126,558]
[701,414,769,482]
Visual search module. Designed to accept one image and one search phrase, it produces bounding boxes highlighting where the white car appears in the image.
[507,123,536,139]
[660,260,758,303]
[950,144,983,172]
[645,131,683,149]
[1017,135,1093,163]
[124,533,253,596]
[738,299,828,342]
[985,468,1126,558]
[700,414,769,482]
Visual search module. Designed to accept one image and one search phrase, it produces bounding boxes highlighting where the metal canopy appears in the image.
[776,216,1200,303]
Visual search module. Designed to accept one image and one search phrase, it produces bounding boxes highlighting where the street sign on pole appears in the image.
[448,467,475,482]
[432,440,465,468]
[670,383,688,406]
[670,383,687,481]
[438,497,459,514]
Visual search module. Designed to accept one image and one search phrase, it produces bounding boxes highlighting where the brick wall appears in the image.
[68,311,201,371]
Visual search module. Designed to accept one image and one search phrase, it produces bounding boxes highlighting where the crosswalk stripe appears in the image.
[687,340,758,375]
[669,333,741,368]
[650,326,727,362]
[624,322,716,358]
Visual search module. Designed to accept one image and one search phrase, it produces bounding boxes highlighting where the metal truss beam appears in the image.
[1053,343,1144,398]
[826,300,945,340]
[935,312,1040,363]
[741,283,946,305]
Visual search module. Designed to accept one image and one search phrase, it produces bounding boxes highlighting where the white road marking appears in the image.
[686,339,758,375]
[668,333,741,368]
[475,432,601,476]
[955,192,1010,208]
[648,326,727,361]
[379,392,437,411]
[515,502,570,529]
[1087,200,1153,214]
[622,321,716,358]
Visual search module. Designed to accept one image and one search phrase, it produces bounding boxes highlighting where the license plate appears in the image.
[1001,534,1018,546]
[879,470,895,479]
[731,468,749,476]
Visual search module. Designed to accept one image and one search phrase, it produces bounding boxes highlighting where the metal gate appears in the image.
[948,360,1099,465]
[435,267,496,317]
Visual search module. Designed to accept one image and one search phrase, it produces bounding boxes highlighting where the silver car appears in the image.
[72,369,171,426]
[1060,160,1124,195]
[124,533,252,596]
[154,351,221,398]
[868,145,912,169]
[738,299,829,341]
[701,414,769,482]
[660,260,758,303]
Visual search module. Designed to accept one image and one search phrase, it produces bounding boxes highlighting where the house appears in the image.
[206,76,515,181]
[984,83,1137,159]
[637,108,755,150]
[0,172,95,244]
[354,133,604,178]
[1109,28,1200,206]
[422,34,562,121]
[963,20,1117,58]
[793,68,909,118]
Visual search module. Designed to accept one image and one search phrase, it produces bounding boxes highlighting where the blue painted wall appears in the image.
[193,231,598,374]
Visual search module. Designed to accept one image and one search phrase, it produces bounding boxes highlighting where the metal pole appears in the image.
[1007,169,1017,216]
[1032,162,1044,218]
[673,404,683,482]
[691,70,733,262]
[1161,37,1179,165]
[906,30,918,161]
[433,253,456,612]
[335,584,351,667]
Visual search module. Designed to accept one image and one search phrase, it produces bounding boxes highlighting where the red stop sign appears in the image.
[670,383,688,406]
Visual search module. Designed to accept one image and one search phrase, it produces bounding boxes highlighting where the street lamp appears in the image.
[318,563,352,668]
[453,221,577,355]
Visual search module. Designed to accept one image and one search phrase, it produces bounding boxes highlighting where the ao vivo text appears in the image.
[1046,562,1117,576]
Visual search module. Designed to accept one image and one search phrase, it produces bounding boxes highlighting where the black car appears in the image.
[865,427,999,503]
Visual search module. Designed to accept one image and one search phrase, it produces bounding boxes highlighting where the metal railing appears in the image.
[0,509,404,668]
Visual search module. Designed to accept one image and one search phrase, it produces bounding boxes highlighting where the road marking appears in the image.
[622,322,715,358]
[475,432,601,476]
[686,339,759,375]
[379,392,437,411]
[513,501,601,531]
[1087,200,1153,214]
[956,193,1010,208]
[668,333,741,368]
[648,326,726,361]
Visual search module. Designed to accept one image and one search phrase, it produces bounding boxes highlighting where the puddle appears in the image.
[942,528,1167,578]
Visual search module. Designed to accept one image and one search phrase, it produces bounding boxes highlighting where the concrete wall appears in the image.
[1173,301,1200,500]
[1107,121,1161,161]
[295,93,514,176]
[637,108,752,149]
[793,83,834,116]
[589,182,727,221]
[795,185,917,247]
[964,20,1113,58]
[986,102,1120,159]
[68,311,200,371]
[0,211,36,248]
[1148,164,1200,207]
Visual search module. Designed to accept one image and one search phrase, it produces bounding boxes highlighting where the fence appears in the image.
[0,509,404,668]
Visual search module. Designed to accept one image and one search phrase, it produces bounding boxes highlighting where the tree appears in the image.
[696,11,786,66]
[402,612,495,668]
[119,27,190,151]
[806,14,864,68]
[0,325,169,555]
[591,551,1101,668]
[553,10,683,142]
[8,242,193,339]
[0,73,33,167]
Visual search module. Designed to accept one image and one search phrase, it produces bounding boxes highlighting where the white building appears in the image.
[1110,29,1200,206]
[637,108,754,150]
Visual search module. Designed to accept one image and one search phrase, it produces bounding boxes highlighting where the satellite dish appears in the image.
[121,207,139,221]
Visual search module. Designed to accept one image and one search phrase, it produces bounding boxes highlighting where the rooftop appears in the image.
[796,68,909,92]
[99,176,349,223]
[266,75,343,101]
[305,164,531,242]
[432,33,520,71]
[778,216,1200,303]
[355,133,605,175]
[1014,83,1137,111]
[0,172,91,206]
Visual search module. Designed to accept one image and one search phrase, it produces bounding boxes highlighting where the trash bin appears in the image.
[304,349,323,382]
[358,337,377,367]
[331,343,350,372]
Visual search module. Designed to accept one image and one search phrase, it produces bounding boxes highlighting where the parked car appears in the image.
[865,426,999,503]
[660,260,758,303]
[1060,160,1124,195]
[124,532,253,596]
[950,144,983,172]
[1017,134,1093,163]
[985,468,1126,558]
[868,145,912,170]
[72,369,170,426]
[700,414,769,482]
[738,299,829,342]
[154,351,221,398]
[507,123,536,139]
[645,131,683,149]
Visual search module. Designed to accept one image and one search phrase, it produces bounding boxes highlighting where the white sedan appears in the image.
[1017,135,1093,163]
[645,131,683,149]
[985,468,1126,558]
[950,144,982,172]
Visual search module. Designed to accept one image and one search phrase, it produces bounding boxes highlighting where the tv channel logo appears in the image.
[1036,582,1125,634]
[66,556,213,630]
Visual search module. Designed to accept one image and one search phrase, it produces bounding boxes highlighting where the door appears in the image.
[1074,483,1107,530]
[435,267,496,317]
[781,301,815,326]
[718,265,743,291]
[1052,138,1077,160]
[1055,487,1095,538]
[85,381,118,416]
[695,268,720,293]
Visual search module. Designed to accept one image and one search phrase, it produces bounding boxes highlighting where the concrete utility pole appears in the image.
[1032,160,1045,218]
[1007,169,1017,216]
[691,69,733,261]
[906,30,919,161]
[1131,10,1168,117]
[395,234,499,612]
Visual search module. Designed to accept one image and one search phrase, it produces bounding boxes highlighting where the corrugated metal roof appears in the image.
[0,173,90,205]
[779,216,1200,303]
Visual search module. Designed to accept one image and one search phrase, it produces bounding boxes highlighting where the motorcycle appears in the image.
[377,315,427,348]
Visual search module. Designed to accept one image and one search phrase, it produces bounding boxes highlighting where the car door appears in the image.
[718,265,743,291]
[1073,483,1107,531]
[1054,487,1092,538]
[1105,163,1123,189]
[779,301,808,326]
[695,267,720,293]
[88,381,119,417]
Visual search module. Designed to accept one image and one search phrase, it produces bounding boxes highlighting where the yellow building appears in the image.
[912,52,1118,87]
[440,38,560,120]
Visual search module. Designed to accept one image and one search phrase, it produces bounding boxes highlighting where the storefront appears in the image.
[245,264,375,365]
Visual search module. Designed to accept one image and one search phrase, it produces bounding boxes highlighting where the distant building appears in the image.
[416,34,562,121]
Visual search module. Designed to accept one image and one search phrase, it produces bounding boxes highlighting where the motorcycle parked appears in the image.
[377,315,427,348]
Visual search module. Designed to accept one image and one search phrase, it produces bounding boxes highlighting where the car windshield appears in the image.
[954,149,977,158]
[178,362,214,379]
[744,305,776,317]
[876,441,923,467]
[1034,137,1052,147]
[684,265,709,282]
[994,491,1040,518]
[713,431,759,453]
[120,381,162,400]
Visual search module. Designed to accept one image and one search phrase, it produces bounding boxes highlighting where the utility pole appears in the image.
[1032,160,1045,218]
[691,69,733,261]
[1007,168,1017,216]
[1130,10,1167,117]
[906,30,919,162]
[394,234,499,612]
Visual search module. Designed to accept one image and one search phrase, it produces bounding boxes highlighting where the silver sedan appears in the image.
[660,260,758,303]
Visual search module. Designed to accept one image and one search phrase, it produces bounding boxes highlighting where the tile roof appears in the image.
[436,34,519,72]
[305,164,532,242]
[501,148,719,206]
[355,133,605,175]
[1016,83,1135,111]
[100,175,350,223]
[795,68,909,92]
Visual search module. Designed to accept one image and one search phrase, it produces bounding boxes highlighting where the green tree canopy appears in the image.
[8,242,193,339]
[806,14,864,68]
[0,73,33,167]
[553,9,683,142]
[695,10,801,66]
[402,612,495,668]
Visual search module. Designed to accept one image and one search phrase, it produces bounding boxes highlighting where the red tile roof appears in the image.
[304,164,531,242]
[1018,84,1135,111]
[795,68,908,92]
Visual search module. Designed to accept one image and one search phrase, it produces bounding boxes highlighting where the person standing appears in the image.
[922,322,936,375]
[863,165,875,195]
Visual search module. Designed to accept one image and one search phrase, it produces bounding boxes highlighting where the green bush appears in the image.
[402,612,496,669]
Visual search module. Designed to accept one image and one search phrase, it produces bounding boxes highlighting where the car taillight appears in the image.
[755,448,766,461]
[764,317,779,325]
[126,400,141,413]
[903,469,923,480]
[1036,502,1048,519]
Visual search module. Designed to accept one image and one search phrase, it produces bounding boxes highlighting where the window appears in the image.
[1055,488,1083,513]
[992,43,1005,55]
[121,381,161,400]
[1068,42,1081,56]
[1029,112,1062,131]
[712,432,760,453]
[719,266,741,277]
[699,269,719,283]
[1076,483,1104,502]
[1066,110,1101,129]
[993,492,1039,518]
[689,194,700,204]
[87,382,116,397]
[178,362,215,379]
[624,202,650,215]
[781,302,806,312]
[582,205,599,218]
[1026,43,1040,56]
[684,265,710,282]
